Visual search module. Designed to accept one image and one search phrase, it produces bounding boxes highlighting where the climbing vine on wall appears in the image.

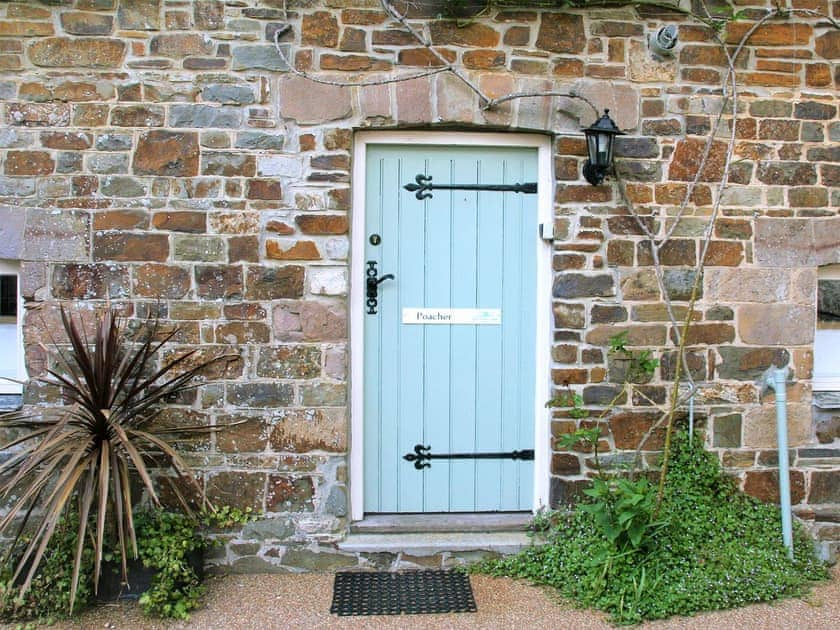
[272,0,838,503]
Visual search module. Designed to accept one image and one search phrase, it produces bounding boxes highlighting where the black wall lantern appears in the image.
[582,109,624,186]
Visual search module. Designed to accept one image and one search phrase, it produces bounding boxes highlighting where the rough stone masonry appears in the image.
[0,0,838,570]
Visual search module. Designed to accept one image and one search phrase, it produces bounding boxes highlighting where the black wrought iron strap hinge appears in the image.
[404,174,538,200]
[403,444,535,470]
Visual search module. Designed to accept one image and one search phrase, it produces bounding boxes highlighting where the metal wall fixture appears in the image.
[582,109,624,186]
[403,444,535,470]
[649,24,679,58]
[404,174,537,200]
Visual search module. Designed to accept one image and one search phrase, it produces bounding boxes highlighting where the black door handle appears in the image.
[366,261,394,314]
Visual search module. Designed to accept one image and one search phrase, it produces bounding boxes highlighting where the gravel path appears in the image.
[6,566,838,629]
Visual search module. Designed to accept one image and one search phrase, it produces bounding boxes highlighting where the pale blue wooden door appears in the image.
[363,144,537,513]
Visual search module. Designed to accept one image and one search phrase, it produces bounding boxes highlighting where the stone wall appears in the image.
[0,0,838,568]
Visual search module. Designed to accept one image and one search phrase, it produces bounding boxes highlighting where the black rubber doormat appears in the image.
[330,570,477,616]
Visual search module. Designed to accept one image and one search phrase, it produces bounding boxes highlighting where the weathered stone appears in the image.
[549,478,590,509]
[202,152,256,177]
[553,274,615,298]
[100,176,147,197]
[620,270,660,300]
[61,12,114,35]
[150,33,212,58]
[232,45,290,71]
[754,218,815,267]
[743,403,813,448]
[7,103,71,127]
[582,385,626,406]
[225,554,288,573]
[750,99,792,118]
[241,518,296,541]
[257,346,321,379]
[610,411,665,450]
[744,469,806,504]
[228,382,294,408]
[41,131,93,150]
[202,84,256,105]
[247,180,283,200]
[663,269,700,301]
[133,130,199,176]
[813,29,839,59]
[591,305,626,323]
[280,548,356,571]
[587,325,666,347]
[87,153,128,174]
[738,304,814,345]
[193,264,242,299]
[572,82,639,131]
[712,413,741,448]
[535,13,585,53]
[668,137,728,182]
[265,475,314,512]
[0,20,54,37]
[93,233,168,262]
[174,235,225,262]
[4,150,53,176]
[809,471,840,503]
[51,263,129,299]
[133,263,190,298]
[245,266,304,300]
[298,301,346,341]
[279,76,351,124]
[795,101,836,120]
[757,158,816,186]
[607,216,657,236]
[110,105,165,127]
[170,105,243,129]
[235,132,285,150]
[551,453,581,476]
[152,211,206,233]
[28,38,125,68]
[118,0,160,29]
[673,323,735,346]
[269,408,346,452]
[195,0,224,30]
[95,133,132,151]
[553,302,585,329]
[716,347,789,380]
[614,137,659,159]
[258,156,301,177]
[206,471,264,510]
[23,210,89,261]
[295,215,348,235]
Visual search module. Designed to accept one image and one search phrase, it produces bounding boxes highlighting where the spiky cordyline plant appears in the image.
[0,307,235,613]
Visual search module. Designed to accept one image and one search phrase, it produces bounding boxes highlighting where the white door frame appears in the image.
[349,131,553,520]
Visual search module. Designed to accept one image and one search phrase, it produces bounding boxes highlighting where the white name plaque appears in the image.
[402,308,501,325]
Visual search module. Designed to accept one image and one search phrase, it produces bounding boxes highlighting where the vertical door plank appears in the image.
[363,152,385,511]
[448,157,480,511]
[396,150,427,512]
[474,155,506,511]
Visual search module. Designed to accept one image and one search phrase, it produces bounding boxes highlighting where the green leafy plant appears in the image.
[557,426,662,554]
[0,307,236,613]
[134,507,254,620]
[609,330,659,381]
[475,431,828,624]
[546,389,590,419]
[0,511,93,623]
[580,476,659,551]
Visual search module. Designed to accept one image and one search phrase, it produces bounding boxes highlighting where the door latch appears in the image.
[366,261,394,314]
